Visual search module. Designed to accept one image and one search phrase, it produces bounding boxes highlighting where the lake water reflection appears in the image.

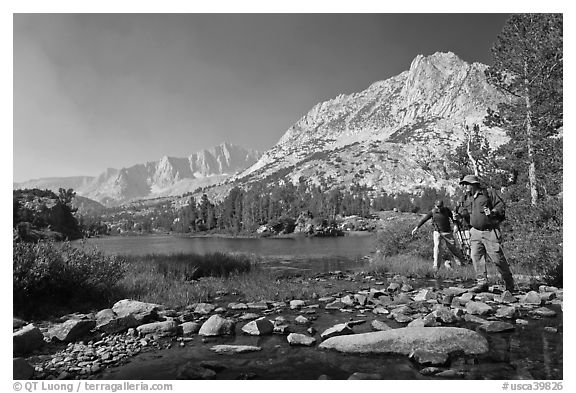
[78,234,376,272]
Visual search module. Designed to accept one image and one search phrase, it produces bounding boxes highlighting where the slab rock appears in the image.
[199,315,235,336]
[319,327,488,356]
[478,321,515,333]
[48,318,96,342]
[287,333,317,346]
[137,320,179,337]
[228,302,248,310]
[320,323,354,340]
[112,299,161,324]
[13,324,45,355]
[290,300,306,309]
[210,345,261,354]
[532,307,557,317]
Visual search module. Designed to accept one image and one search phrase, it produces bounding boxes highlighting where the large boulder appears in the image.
[520,291,542,305]
[96,309,138,334]
[13,358,34,379]
[180,322,202,336]
[495,306,517,319]
[241,317,274,336]
[48,318,96,342]
[13,324,45,355]
[112,299,161,324]
[319,327,489,356]
[199,315,235,336]
[465,301,493,316]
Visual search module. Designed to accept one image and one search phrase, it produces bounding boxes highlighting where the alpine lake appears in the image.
[72,234,562,380]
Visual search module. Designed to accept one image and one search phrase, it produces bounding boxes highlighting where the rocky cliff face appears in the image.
[15,143,261,206]
[228,52,509,197]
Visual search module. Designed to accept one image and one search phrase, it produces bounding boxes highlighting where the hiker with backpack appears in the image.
[411,199,466,272]
[453,175,515,293]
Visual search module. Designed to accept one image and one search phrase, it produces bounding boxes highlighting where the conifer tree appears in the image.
[484,13,562,205]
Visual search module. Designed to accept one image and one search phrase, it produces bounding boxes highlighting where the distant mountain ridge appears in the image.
[210,51,510,200]
[16,52,512,208]
[14,142,261,205]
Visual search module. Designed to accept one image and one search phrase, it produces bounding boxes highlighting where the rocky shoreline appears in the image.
[13,272,563,380]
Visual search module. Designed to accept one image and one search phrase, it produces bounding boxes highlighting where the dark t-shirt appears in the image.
[416,206,453,232]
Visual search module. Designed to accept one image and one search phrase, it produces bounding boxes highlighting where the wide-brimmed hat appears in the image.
[459,175,481,185]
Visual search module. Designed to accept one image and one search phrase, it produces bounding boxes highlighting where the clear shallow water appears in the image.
[77,234,376,272]
[95,299,563,380]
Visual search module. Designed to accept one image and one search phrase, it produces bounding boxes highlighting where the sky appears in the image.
[13,13,513,182]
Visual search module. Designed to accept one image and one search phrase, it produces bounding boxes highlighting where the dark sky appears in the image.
[13,13,510,181]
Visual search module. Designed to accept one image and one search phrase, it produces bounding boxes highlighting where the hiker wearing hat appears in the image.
[454,175,515,293]
[411,199,465,272]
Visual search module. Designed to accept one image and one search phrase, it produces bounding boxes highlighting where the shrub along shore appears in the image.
[13,237,557,321]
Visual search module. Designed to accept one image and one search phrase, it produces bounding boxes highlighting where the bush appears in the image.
[374,218,453,261]
[116,252,258,308]
[13,241,125,315]
[268,216,296,234]
[504,197,562,285]
[123,252,255,281]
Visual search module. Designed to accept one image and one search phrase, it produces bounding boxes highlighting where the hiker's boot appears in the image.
[468,282,489,293]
